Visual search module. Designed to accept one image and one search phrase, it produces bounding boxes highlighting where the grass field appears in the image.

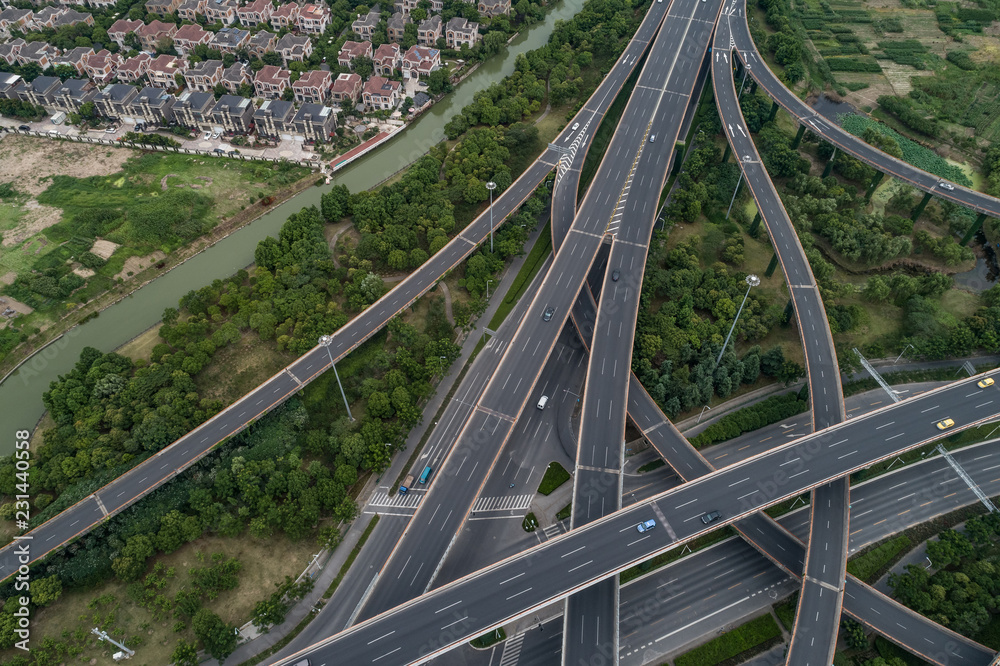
[674,613,782,666]
[0,533,316,666]
[537,461,571,495]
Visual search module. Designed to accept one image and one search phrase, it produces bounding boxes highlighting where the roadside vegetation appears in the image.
[673,613,782,666]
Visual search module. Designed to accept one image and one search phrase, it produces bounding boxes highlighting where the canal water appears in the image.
[0,0,587,452]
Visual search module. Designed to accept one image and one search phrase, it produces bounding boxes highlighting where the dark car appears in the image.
[701,510,721,525]
[18,125,30,131]
[542,306,555,322]
[213,148,225,154]
[611,269,620,282]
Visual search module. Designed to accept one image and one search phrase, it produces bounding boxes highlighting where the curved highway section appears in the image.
[711,9,848,664]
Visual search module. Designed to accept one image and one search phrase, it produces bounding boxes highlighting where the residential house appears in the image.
[18,75,61,107]
[477,0,510,16]
[247,30,276,58]
[16,41,59,69]
[211,26,249,53]
[351,6,379,39]
[184,58,223,91]
[362,75,400,110]
[84,0,117,9]
[253,98,293,138]
[372,42,400,76]
[116,53,152,83]
[297,3,330,34]
[329,72,361,105]
[145,0,183,15]
[93,83,139,119]
[145,53,187,89]
[204,0,238,25]
[237,0,271,27]
[337,40,371,69]
[173,23,212,55]
[401,45,439,78]
[429,0,443,11]
[177,0,207,22]
[393,0,417,15]
[58,46,94,76]
[274,33,311,65]
[130,86,175,125]
[210,94,254,133]
[269,2,299,29]
[292,103,334,143]
[417,15,441,46]
[0,8,33,37]
[52,9,94,29]
[220,61,249,93]
[30,7,66,30]
[445,17,479,49]
[0,73,24,100]
[50,77,96,114]
[136,20,178,52]
[82,50,122,84]
[387,12,407,42]
[108,18,143,49]
[0,39,24,66]
[173,89,215,129]
[253,64,289,98]
[291,68,330,104]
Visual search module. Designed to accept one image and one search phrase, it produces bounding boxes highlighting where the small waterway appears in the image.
[954,232,1000,293]
[0,0,587,454]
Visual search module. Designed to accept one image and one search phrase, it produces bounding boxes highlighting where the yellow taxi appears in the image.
[936,418,955,430]
[978,377,995,389]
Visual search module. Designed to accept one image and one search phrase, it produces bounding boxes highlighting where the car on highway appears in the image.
[572,122,580,131]
[701,510,721,524]
[650,134,656,142]
[936,418,955,430]
[938,182,955,191]
[979,377,995,389]
[636,519,656,533]
[611,269,620,282]
[542,306,555,322]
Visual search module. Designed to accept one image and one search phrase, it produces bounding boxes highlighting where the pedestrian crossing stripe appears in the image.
[498,631,526,666]
[368,492,422,509]
[473,494,533,512]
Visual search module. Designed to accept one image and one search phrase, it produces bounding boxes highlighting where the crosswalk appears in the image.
[499,631,526,666]
[473,494,533,513]
[367,491,422,511]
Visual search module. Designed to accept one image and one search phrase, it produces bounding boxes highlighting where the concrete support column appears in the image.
[749,211,762,237]
[864,171,885,201]
[764,251,779,278]
[910,191,933,222]
[767,100,779,122]
[960,213,987,246]
[791,124,806,150]
[821,147,838,179]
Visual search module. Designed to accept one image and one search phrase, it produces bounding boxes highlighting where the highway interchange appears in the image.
[5,0,1000,662]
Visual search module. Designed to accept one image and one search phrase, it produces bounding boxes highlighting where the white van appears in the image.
[536,395,549,410]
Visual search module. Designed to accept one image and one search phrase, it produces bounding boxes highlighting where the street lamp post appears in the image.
[486,181,497,253]
[894,344,913,364]
[319,335,354,421]
[486,279,493,299]
[715,274,760,368]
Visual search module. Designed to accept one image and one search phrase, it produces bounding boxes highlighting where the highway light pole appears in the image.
[486,279,493,299]
[894,344,913,364]
[486,180,497,253]
[319,335,354,422]
[715,274,760,368]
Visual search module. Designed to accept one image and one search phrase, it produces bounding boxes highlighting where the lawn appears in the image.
[846,534,911,583]
[489,221,552,331]
[537,461,571,495]
[0,533,317,666]
[674,613,782,666]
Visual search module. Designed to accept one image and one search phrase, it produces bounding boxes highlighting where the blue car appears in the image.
[636,519,656,533]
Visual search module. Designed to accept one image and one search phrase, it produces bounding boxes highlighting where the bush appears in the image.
[674,614,781,666]
[846,535,910,582]
[691,393,808,448]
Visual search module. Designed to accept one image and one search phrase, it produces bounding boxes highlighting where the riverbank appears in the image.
[0,169,321,382]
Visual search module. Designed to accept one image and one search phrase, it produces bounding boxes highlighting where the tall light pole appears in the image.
[715,274,760,368]
[486,279,493,299]
[319,335,353,421]
[486,180,497,253]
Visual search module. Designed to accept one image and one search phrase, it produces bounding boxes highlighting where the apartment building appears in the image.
[445,17,479,49]
[247,30,277,58]
[297,3,330,34]
[275,33,311,65]
[237,0,271,27]
[173,89,215,129]
[351,6,379,39]
[116,53,152,83]
[136,20,177,51]
[107,18,143,48]
[93,83,139,119]
[401,45,440,78]
[50,77,96,114]
[211,26,250,53]
[130,86,175,126]
[145,53,187,89]
[82,49,122,84]
[220,61,250,94]
[269,2,299,29]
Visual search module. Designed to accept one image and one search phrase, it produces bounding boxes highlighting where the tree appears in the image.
[351,56,374,78]
[30,575,62,607]
[192,609,236,660]
[841,618,867,650]
[112,534,155,581]
[171,639,200,666]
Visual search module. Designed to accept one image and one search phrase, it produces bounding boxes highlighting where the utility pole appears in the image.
[486,180,497,253]
[715,274,760,367]
[319,335,354,421]
[92,627,134,660]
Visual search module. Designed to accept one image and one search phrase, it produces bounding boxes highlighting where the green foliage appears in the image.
[825,56,883,72]
[847,535,911,582]
[841,114,971,185]
[0,98,45,120]
[913,230,974,266]
[171,639,200,666]
[120,132,181,148]
[842,618,869,650]
[537,461,571,495]
[946,50,978,71]
[251,575,314,630]
[189,553,242,599]
[30,575,63,607]
[690,392,808,447]
[674,614,781,666]
[192,608,236,660]
[877,94,939,136]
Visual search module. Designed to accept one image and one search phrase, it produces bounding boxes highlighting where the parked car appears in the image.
[212,131,221,139]
[105,126,117,133]
[204,132,212,140]
[18,125,30,131]
[213,148,225,154]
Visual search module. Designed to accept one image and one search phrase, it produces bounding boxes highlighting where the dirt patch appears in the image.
[89,238,119,259]
[1,200,63,247]
[72,265,95,279]
[0,271,14,285]
[0,134,130,197]
[160,173,180,191]
[115,250,166,280]
[0,295,33,315]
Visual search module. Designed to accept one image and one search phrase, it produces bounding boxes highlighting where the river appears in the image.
[0,0,585,454]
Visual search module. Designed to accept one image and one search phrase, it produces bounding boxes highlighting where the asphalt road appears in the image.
[354,0,699,623]
[275,372,1000,665]
[730,0,1000,219]
[561,0,721,661]
[0,0,669,584]
[711,10,847,663]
